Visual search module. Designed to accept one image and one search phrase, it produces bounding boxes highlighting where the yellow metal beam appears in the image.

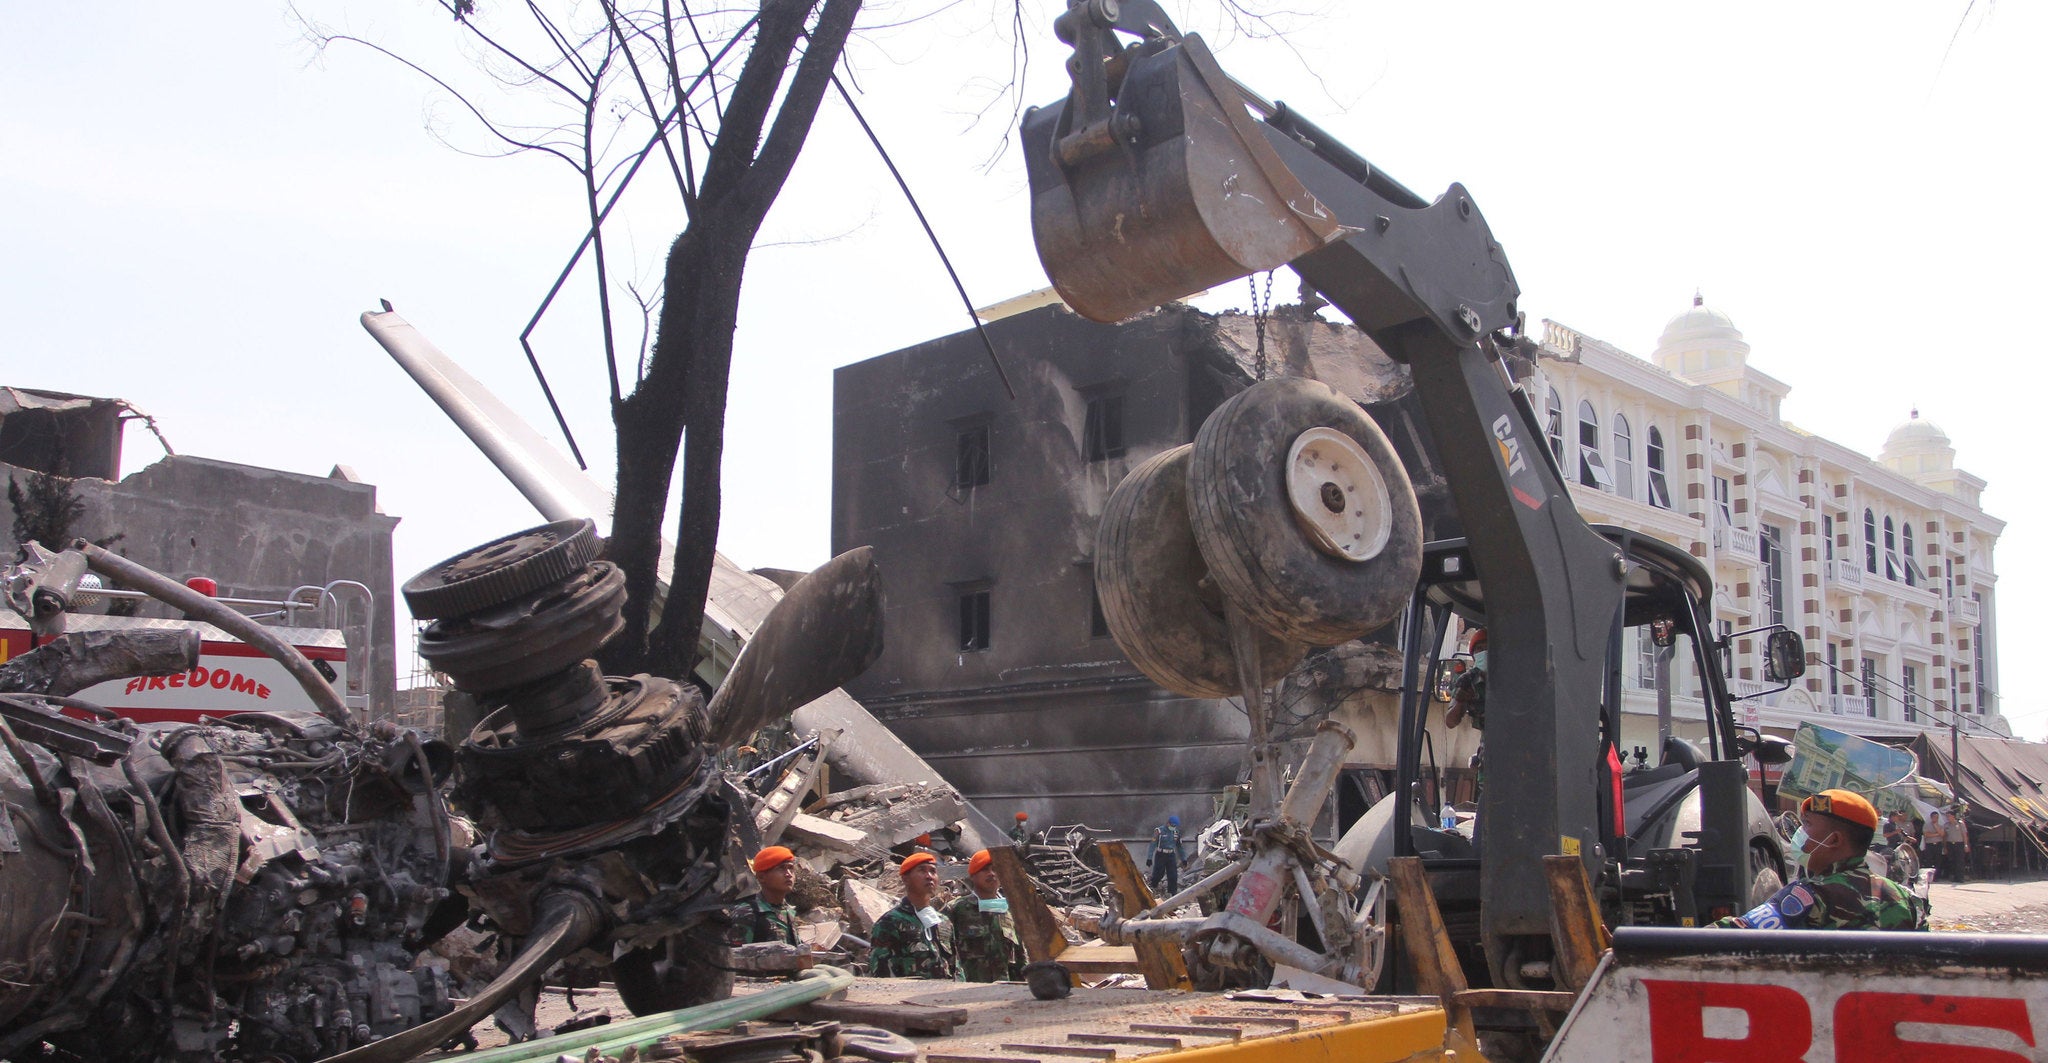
[1149,1009,1450,1063]
[1094,841,1193,990]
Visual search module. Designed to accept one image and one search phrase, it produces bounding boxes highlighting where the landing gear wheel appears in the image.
[611,928,735,1014]
[1096,446,1303,698]
[1188,378,1422,646]
[403,518,601,619]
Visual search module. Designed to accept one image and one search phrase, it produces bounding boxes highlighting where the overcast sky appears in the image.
[5,2,2042,739]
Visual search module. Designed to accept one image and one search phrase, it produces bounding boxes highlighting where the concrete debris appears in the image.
[838,877,897,935]
[786,811,869,857]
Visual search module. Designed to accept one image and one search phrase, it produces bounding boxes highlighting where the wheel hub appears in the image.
[1284,427,1393,562]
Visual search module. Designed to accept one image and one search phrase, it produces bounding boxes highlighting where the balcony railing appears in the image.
[1712,524,1759,559]
[1728,677,1770,698]
[1951,596,1981,625]
[1822,694,1857,716]
[1827,558,1864,589]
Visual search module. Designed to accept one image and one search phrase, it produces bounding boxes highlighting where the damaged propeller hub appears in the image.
[407,519,712,833]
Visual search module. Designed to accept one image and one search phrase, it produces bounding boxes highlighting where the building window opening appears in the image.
[1883,516,1902,582]
[1576,400,1612,490]
[1713,476,1733,526]
[1634,627,1658,690]
[1646,427,1670,509]
[1719,620,1734,680]
[1760,524,1785,627]
[1902,665,1919,723]
[955,424,991,489]
[1901,522,1918,587]
[1545,388,1565,466]
[1864,509,1878,574]
[1083,393,1126,462]
[958,588,992,652]
[1612,414,1634,499]
[1973,595,1986,713]
[1827,642,1839,698]
[1822,514,1834,562]
[1862,657,1879,717]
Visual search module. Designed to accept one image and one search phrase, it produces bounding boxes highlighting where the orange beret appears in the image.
[899,851,937,876]
[1015,811,1030,820]
[968,849,993,876]
[1802,789,1878,831]
[752,846,795,873]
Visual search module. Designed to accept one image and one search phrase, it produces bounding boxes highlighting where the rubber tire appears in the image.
[1748,843,1784,907]
[1097,445,1303,699]
[403,518,601,619]
[418,561,628,694]
[1887,843,1920,884]
[1188,377,1423,646]
[611,929,734,1015]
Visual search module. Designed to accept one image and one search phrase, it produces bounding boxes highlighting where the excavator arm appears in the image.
[1021,1,1630,984]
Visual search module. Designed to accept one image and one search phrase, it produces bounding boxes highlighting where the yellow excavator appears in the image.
[1022,2,2047,1057]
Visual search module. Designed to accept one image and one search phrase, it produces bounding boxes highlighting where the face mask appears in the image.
[978,897,1010,914]
[1473,650,1488,671]
[915,906,945,930]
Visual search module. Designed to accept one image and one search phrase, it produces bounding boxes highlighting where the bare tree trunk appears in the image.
[605,0,863,678]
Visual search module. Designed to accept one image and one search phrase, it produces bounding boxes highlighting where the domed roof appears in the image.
[1885,409,1950,449]
[1656,292,1746,352]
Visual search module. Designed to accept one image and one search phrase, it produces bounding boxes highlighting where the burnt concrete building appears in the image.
[832,303,1434,836]
[0,387,401,716]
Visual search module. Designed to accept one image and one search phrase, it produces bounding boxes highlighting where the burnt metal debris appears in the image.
[0,522,910,1061]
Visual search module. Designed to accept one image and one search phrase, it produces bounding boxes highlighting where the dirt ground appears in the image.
[1928,870,2048,932]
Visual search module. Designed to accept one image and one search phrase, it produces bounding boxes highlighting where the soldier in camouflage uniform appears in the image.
[1714,789,1923,931]
[735,846,802,945]
[947,850,1028,982]
[868,852,958,979]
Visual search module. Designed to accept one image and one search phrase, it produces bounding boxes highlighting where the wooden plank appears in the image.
[998,1045,1116,1060]
[1453,988,1579,1012]
[927,1056,1040,1063]
[1092,841,1193,991]
[1129,1023,1241,1039]
[1190,1014,1298,1031]
[1542,853,1610,993]
[767,997,967,1035]
[1068,1033,1182,1048]
[1386,856,1480,1059]
[1047,946,1143,976]
[987,844,1067,962]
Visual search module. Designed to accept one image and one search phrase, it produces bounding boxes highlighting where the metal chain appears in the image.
[1249,271,1275,380]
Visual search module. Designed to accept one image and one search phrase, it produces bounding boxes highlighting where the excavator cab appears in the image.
[1020,1,1344,322]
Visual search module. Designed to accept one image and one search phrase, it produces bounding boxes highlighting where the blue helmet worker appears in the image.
[1148,815,1186,897]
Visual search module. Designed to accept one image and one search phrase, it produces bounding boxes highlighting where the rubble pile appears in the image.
[731,742,1148,974]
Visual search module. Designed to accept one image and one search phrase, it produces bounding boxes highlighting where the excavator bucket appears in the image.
[1021,25,1344,323]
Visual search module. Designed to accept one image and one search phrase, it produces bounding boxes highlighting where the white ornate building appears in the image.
[1530,298,2007,752]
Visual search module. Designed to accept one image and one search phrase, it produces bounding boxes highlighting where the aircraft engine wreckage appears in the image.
[0,520,883,1062]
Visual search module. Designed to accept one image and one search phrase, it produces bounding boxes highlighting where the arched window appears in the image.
[1576,400,1611,489]
[1645,427,1670,509]
[1612,414,1634,498]
[1864,509,1878,573]
[1901,521,1918,587]
[1883,516,1901,581]
[1545,388,1565,465]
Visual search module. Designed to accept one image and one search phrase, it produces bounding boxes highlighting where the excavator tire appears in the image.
[1748,842,1784,907]
[1188,378,1422,646]
[1096,445,1302,698]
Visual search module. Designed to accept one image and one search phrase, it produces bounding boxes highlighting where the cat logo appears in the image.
[1491,414,1528,475]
